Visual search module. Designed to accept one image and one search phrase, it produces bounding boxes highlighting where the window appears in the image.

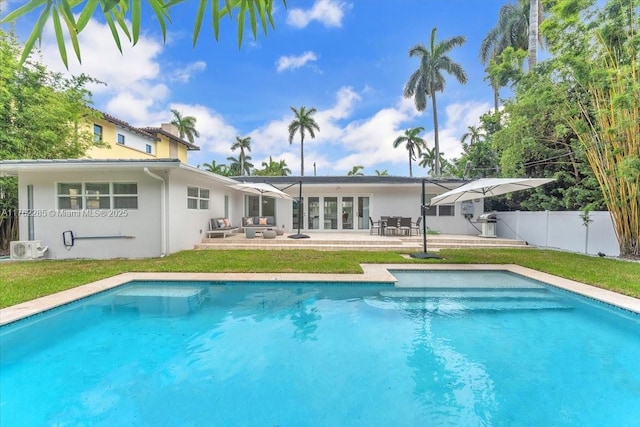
[145,144,152,154]
[117,134,125,145]
[113,183,138,208]
[187,187,209,210]
[93,124,103,143]
[425,194,454,216]
[57,182,138,210]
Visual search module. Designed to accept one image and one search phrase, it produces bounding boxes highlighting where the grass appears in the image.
[1,248,639,309]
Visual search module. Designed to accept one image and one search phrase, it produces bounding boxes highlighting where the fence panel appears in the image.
[495,211,619,257]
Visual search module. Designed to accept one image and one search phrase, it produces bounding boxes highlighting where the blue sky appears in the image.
[5,0,512,176]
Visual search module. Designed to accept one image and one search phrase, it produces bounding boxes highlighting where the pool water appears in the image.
[1,272,639,426]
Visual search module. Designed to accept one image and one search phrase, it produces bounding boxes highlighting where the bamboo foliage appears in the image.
[571,37,640,257]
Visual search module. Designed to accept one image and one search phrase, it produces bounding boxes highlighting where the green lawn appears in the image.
[1,248,638,308]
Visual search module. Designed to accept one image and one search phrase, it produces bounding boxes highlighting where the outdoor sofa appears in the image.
[242,216,276,230]
[207,218,239,238]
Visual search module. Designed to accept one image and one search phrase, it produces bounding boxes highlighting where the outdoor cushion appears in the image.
[245,217,254,225]
[217,219,225,228]
[223,218,231,227]
[259,217,268,225]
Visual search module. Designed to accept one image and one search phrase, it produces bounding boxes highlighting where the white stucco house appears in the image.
[0,159,482,259]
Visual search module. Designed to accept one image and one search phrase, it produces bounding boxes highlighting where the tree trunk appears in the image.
[409,151,413,177]
[431,93,440,176]
[300,136,305,176]
[528,0,539,71]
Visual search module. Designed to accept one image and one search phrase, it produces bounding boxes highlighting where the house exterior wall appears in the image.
[85,119,158,160]
[165,170,236,253]
[17,170,163,259]
[275,183,484,234]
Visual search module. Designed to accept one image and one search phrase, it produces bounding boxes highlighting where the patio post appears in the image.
[410,178,441,259]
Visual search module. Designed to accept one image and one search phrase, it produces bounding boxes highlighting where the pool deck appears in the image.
[1,264,638,326]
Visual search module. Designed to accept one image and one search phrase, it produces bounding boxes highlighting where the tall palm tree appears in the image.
[528,0,541,69]
[347,165,365,176]
[404,28,468,176]
[230,136,252,176]
[227,154,253,176]
[170,109,200,143]
[480,1,543,72]
[393,127,426,177]
[288,106,320,176]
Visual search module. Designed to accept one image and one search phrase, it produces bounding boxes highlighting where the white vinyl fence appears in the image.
[496,211,620,257]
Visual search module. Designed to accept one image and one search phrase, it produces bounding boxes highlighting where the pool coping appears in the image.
[1,264,639,326]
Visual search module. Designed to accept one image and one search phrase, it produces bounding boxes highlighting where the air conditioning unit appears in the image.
[10,241,49,260]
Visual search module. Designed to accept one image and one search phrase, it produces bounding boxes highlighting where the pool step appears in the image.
[365,286,572,312]
[113,285,206,316]
[364,297,572,312]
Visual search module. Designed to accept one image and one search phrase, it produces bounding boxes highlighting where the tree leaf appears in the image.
[20,2,52,65]
[0,0,47,24]
[77,0,99,32]
[103,13,123,53]
[193,0,207,46]
[52,9,69,68]
[131,0,141,45]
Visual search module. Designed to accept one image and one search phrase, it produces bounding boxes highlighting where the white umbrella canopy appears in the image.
[430,178,555,206]
[230,182,294,200]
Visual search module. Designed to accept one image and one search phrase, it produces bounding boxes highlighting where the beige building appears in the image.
[85,111,199,163]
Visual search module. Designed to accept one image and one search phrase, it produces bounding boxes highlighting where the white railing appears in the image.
[495,211,620,257]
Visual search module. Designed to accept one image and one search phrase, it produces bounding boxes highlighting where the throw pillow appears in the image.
[259,217,268,225]
[245,217,254,225]
[223,218,231,227]
[217,219,225,228]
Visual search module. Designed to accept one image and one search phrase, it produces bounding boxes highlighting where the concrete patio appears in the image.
[195,232,529,251]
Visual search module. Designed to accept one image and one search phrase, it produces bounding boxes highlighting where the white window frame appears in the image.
[187,186,210,210]
[57,182,138,210]
[425,194,455,217]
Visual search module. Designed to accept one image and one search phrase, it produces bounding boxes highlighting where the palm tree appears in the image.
[230,136,252,176]
[288,106,320,176]
[347,165,364,176]
[255,156,292,176]
[393,127,426,177]
[227,154,253,176]
[480,1,543,72]
[404,28,468,176]
[418,147,449,176]
[375,169,389,176]
[460,125,486,148]
[170,109,200,143]
[202,160,229,175]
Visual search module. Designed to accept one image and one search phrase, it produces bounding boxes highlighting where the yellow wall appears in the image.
[155,134,188,162]
[83,117,190,162]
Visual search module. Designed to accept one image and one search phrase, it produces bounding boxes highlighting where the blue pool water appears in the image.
[1,272,639,426]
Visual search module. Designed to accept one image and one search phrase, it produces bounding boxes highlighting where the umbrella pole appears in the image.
[411,179,441,259]
[288,180,310,239]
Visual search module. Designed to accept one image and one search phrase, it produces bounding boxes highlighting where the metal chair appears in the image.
[411,216,422,235]
[399,217,412,236]
[369,217,381,235]
[385,216,399,235]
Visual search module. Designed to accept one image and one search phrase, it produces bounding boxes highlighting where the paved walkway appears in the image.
[195,232,529,251]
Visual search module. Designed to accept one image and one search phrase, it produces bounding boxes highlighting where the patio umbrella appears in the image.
[429,178,554,206]
[230,182,294,200]
[410,177,554,259]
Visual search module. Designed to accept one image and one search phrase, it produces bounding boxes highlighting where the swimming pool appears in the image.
[1,270,639,426]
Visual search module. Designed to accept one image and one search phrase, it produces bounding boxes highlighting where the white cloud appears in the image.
[170,61,207,83]
[287,0,347,29]
[276,51,318,72]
